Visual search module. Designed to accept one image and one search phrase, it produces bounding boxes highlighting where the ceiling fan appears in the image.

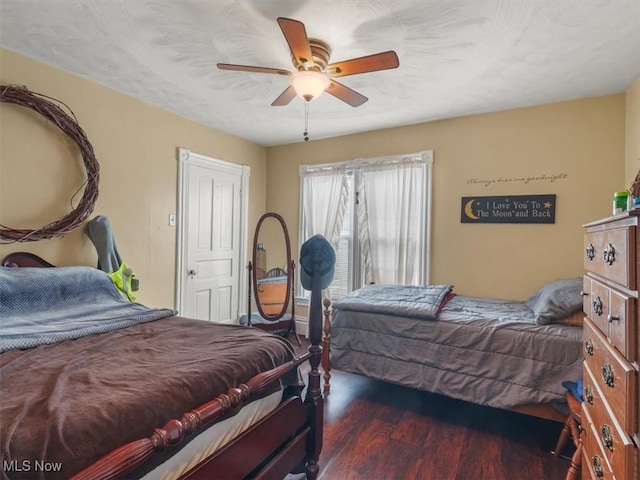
[217,17,399,107]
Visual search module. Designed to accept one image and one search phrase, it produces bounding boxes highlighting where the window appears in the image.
[331,173,354,300]
[299,151,433,301]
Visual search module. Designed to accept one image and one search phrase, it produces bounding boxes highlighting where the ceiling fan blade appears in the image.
[217,63,291,76]
[271,86,297,106]
[326,80,368,107]
[277,17,314,68]
[327,51,399,78]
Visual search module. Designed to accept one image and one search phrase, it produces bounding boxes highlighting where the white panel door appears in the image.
[183,162,241,323]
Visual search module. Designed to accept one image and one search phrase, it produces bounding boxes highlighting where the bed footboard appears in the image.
[183,397,309,479]
[71,353,314,480]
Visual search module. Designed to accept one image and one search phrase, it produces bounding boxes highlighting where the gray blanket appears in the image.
[331,284,453,321]
[0,266,174,352]
[331,293,583,409]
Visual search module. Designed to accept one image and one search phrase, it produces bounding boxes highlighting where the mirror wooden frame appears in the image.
[250,212,293,322]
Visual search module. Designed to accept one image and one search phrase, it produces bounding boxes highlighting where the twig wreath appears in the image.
[0,85,100,242]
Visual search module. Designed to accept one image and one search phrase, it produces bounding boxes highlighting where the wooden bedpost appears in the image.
[303,262,324,480]
[246,261,253,326]
[322,298,331,394]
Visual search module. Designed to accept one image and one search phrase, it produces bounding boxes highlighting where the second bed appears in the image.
[327,280,585,420]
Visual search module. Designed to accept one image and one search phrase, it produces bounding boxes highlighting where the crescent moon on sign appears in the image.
[464,199,480,220]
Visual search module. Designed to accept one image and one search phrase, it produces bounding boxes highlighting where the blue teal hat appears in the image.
[299,235,335,291]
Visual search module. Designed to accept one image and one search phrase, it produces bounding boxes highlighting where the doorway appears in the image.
[176,148,249,323]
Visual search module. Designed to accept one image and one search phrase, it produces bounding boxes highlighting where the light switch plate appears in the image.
[168,214,176,226]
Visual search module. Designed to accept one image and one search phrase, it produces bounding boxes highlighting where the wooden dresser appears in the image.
[582,211,639,480]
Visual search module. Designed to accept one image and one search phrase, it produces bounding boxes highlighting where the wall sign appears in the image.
[461,194,556,224]
[465,173,568,188]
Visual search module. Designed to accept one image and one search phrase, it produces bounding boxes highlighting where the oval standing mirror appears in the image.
[251,212,292,321]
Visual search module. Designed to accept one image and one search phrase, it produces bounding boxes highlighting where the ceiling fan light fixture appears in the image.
[219,18,397,107]
[289,70,330,101]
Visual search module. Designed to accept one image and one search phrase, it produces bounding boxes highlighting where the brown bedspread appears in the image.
[0,316,296,480]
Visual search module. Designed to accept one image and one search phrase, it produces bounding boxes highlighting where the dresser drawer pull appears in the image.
[601,364,614,387]
[592,296,603,316]
[592,455,604,478]
[600,424,614,451]
[607,314,619,323]
[586,243,595,260]
[603,243,616,265]
[581,290,589,296]
[584,385,594,404]
[584,339,594,356]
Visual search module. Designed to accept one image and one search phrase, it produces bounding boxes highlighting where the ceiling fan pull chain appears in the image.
[303,102,309,142]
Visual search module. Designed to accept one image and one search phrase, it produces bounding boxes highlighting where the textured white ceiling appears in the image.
[1,1,640,146]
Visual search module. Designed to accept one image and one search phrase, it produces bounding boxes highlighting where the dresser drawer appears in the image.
[584,276,611,335]
[609,288,637,360]
[583,362,607,418]
[583,369,636,480]
[583,405,616,480]
[583,276,637,359]
[583,318,637,433]
[584,226,636,289]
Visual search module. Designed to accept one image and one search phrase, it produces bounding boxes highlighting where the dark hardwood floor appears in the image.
[290,339,574,480]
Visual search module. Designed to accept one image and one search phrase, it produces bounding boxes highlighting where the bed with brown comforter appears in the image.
[0,261,323,480]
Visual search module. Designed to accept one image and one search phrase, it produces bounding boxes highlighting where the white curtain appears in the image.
[301,168,349,250]
[357,158,425,285]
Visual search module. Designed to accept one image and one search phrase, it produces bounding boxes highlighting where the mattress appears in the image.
[330,294,583,409]
[139,389,282,480]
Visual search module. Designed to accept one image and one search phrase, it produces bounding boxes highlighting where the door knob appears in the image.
[188,269,197,276]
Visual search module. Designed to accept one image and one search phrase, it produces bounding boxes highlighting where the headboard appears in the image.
[1,252,55,268]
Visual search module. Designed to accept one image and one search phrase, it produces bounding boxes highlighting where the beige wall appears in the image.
[267,95,626,300]
[626,75,640,188]
[1,47,630,305]
[0,48,268,308]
